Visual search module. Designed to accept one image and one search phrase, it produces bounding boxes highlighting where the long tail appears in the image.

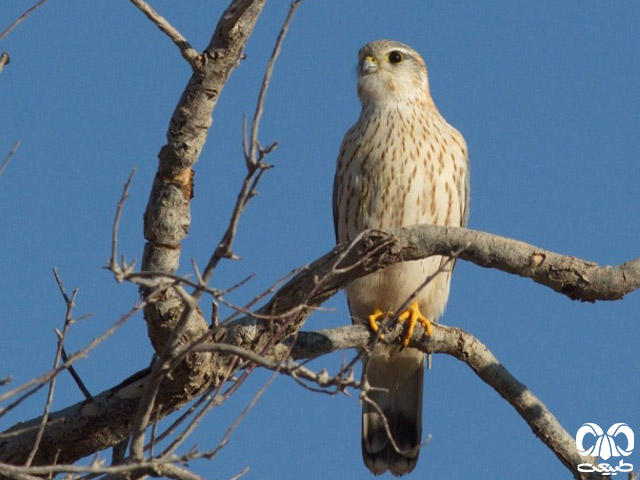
[362,346,424,476]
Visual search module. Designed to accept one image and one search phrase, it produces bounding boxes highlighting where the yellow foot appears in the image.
[367,302,433,346]
[398,301,433,347]
[368,308,386,335]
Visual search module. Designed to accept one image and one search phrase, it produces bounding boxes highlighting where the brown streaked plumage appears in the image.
[332,40,470,475]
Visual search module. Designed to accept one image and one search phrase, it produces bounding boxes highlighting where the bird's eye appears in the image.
[388,51,403,64]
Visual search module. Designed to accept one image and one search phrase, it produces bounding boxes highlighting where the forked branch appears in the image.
[0,321,603,480]
[128,0,199,67]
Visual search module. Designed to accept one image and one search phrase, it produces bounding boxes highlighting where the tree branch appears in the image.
[128,0,199,67]
[0,0,50,41]
[394,226,640,301]
[0,52,10,76]
[290,323,602,479]
[0,141,20,177]
[260,226,640,320]
[0,321,604,480]
[140,0,266,359]
[198,0,303,287]
[3,224,634,471]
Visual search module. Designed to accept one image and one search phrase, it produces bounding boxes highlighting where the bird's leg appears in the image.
[368,307,386,334]
[368,303,433,346]
[397,301,433,347]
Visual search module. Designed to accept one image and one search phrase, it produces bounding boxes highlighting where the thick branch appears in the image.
[0,370,150,468]
[2,225,635,473]
[0,323,602,480]
[265,226,640,314]
[141,0,266,352]
[137,2,268,426]
[397,226,640,301]
[288,323,602,480]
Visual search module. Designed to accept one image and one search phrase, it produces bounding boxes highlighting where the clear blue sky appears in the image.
[1,1,639,478]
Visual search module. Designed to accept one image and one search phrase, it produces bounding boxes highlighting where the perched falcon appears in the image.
[332,40,470,475]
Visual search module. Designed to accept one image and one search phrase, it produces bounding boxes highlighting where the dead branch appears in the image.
[140,0,267,359]
[190,343,360,394]
[260,226,639,317]
[0,52,10,75]
[0,456,206,480]
[3,222,634,477]
[128,0,199,67]
[108,169,137,281]
[0,141,20,177]
[0,321,604,480]
[59,346,92,401]
[24,270,79,466]
[195,0,303,293]
[3,224,636,468]
[245,0,303,167]
[292,323,602,479]
[0,0,633,478]
[0,297,140,415]
[0,0,50,40]
[394,226,639,301]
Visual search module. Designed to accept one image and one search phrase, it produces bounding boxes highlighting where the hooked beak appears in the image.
[360,55,378,75]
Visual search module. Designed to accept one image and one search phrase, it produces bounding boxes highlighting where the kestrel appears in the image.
[333,40,470,475]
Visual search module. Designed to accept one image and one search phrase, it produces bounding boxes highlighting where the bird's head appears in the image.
[356,40,431,108]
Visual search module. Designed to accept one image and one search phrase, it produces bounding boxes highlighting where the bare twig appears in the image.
[191,343,359,393]
[195,131,269,290]
[246,0,304,166]
[3,225,632,479]
[0,457,204,479]
[228,466,250,480]
[0,141,20,177]
[128,0,199,67]
[0,321,604,479]
[0,52,10,75]
[25,270,79,466]
[148,404,161,460]
[195,1,304,289]
[0,382,47,420]
[52,268,71,304]
[0,295,144,408]
[108,169,137,281]
[140,0,267,300]
[141,387,214,454]
[201,370,278,461]
[160,463,208,480]
[125,266,305,323]
[0,0,50,40]
[361,391,408,456]
[129,285,199,460]
[159,361,240,459]
[210,265,306,324]
[60,347,92,400]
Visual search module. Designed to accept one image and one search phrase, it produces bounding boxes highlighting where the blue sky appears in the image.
[1,1,639,478]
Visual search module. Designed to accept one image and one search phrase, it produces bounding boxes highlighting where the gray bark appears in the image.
[2,225,635,480]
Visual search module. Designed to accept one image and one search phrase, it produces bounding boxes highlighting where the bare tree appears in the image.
[1,2,638,480]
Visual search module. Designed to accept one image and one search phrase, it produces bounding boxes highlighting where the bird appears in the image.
[332,40,470,475]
